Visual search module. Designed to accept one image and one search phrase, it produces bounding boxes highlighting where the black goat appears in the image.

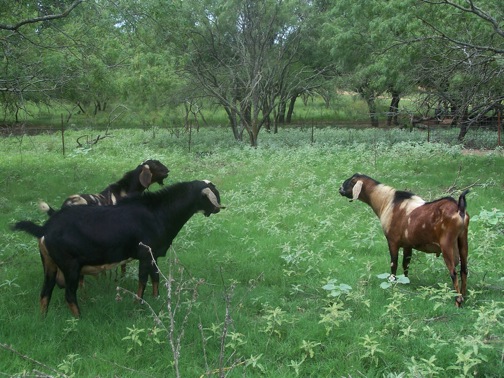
[41,159,169,215]
[13,180,224,317]
[40,159,169,286]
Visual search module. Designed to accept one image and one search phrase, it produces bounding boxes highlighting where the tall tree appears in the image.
[321,0,422,127]
[414,0,504,140]
[181,0,327,146]
[0,1,84,120]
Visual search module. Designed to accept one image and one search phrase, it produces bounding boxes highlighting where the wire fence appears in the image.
[341,111,503,150]
[2,111,502,150]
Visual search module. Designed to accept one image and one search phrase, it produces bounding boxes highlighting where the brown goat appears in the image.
[339,173,470,306]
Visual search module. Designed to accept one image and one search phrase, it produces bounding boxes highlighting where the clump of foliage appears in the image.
[1,128,503,376]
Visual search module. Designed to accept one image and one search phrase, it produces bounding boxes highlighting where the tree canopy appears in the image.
[1,0,502,145]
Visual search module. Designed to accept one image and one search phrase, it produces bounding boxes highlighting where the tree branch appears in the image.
[0,0,84,31]
[420,0,504,49]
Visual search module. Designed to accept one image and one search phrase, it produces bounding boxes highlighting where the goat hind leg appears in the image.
[458,231,469,297]
[39,239,57,315]
[148,258,160,297]
[440,241,463,306]
[387,241,400,281]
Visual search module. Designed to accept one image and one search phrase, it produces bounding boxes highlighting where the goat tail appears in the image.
[458,189,470,220]
[11,221,45,238]
[39,201,56,216]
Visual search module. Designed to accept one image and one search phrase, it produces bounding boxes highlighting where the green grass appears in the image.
[1,127,503,377]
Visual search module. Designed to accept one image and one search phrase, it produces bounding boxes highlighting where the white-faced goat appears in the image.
[339,173,469,306]
[13,180,224,317]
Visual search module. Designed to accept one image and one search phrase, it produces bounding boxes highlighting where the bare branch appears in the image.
[420,0,504,53]
[0,0,84,31]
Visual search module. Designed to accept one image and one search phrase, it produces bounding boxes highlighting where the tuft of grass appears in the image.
[1,128,503,376]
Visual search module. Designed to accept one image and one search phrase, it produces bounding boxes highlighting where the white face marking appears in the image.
[422,223,426,229]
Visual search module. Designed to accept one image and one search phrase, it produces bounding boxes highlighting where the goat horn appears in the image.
[202,187,220,208]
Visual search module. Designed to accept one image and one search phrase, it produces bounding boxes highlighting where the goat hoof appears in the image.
[388,274,397,282]
[455,296,464,308]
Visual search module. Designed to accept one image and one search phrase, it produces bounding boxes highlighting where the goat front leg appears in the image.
[387,240,400,281]
[148,258,160,297]
[402,247,412,277]
[136,257,152,300]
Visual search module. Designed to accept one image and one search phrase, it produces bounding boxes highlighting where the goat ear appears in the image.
[352,180,363,201]
[139,165,153,188]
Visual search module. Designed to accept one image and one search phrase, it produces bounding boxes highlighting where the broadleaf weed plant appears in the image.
[57,353,81,378]
[321,279,352,297]
[471,208,504,233]
[380,291,410,337]
[122,325,145,352]
[417,283,460,310]
[260,304,295,339]
[359,333,385,368]
[318,300,352,336]
[405,355,445,377]
[2,129,504,376]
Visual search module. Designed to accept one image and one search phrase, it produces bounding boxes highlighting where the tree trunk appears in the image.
[457,107,470,142]
[286,94,298,124]
[224,104,240,141]
[387,92,400,126]
[245,121,259,147]
[358,86,379,127]
[366,97,379,127]
[276,99,286,124]
[262,98,271,132]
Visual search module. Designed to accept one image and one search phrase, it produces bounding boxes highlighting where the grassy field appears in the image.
[1,127,503,377]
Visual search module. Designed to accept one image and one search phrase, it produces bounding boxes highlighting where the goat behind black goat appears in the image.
[41,159,169,215]
[13,180,224,317]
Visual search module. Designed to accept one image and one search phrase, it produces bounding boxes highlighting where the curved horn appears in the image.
[202,187,220,208]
